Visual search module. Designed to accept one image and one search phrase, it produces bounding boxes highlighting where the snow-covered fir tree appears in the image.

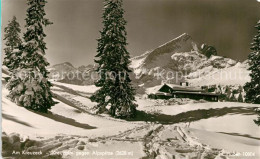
[244,21,260,104]
[6,0,56,113]
[90,0,137,118]
[3,16,22,72]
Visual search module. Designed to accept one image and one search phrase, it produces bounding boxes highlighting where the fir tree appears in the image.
[90,0,137,118]
[244,21,260,104]
[6,0,56,113]
[3,16,22,72]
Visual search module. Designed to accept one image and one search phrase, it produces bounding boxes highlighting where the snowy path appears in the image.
[3,123,228,159]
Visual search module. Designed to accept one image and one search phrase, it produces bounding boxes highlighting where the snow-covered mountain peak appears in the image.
[156,33,193,51]
[130,33,198,72]
[53,62,74,68]
[48,62,76,73]
[130,33,247,87]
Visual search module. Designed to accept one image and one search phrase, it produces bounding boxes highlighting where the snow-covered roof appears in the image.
[146,83,203,95]
[146,84,164,94]
[161,83,203,92]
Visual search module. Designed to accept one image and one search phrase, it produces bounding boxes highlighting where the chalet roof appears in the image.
[147,83,219,96]
[146,85,163,94]
[147,83,202,94]
[160,84,203,92]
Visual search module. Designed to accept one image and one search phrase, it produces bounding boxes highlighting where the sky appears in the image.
[2,0,260,67]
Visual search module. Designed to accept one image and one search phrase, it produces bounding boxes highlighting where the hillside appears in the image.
[187,60,250,86]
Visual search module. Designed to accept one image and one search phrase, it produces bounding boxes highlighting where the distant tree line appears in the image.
[202,85,244,102]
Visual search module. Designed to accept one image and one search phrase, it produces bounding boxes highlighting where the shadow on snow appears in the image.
[29,110,97,130]
[127,106,257,125]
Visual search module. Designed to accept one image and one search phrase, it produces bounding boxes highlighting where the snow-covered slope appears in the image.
[130,33,248,88]
[187,61,250,86]
[52,81,99,94]
[2,81,260,158]
[2,88,140,139]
